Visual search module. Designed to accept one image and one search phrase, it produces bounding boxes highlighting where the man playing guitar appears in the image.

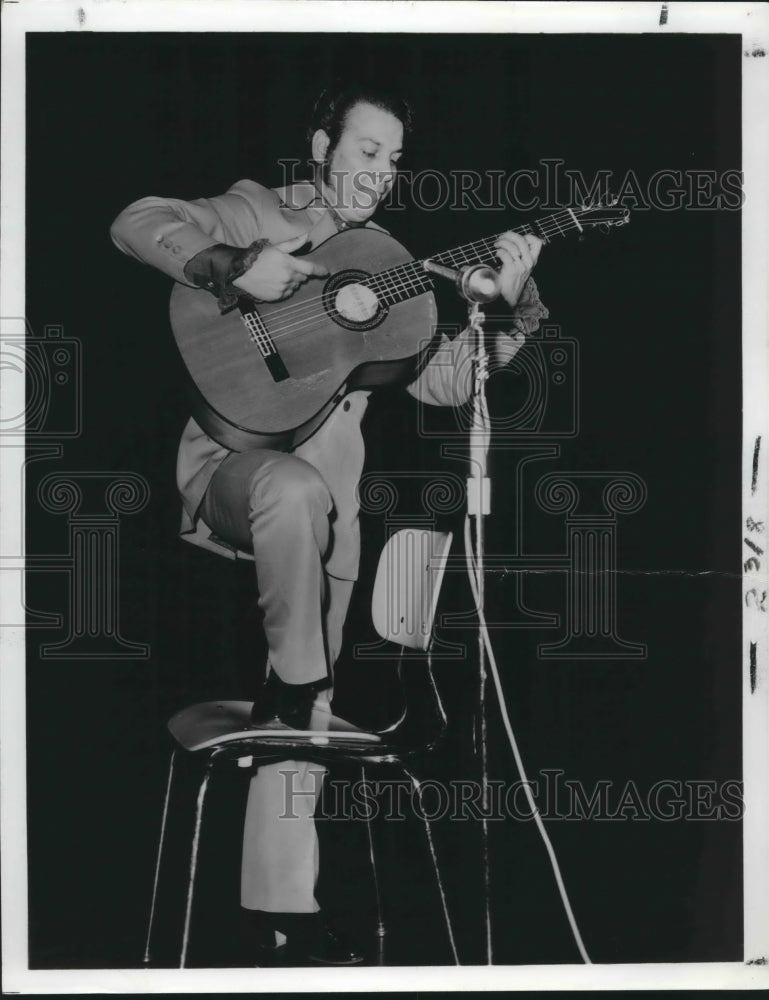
[111,79,546,966]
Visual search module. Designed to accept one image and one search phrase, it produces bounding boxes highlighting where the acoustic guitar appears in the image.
[169,204,630,451]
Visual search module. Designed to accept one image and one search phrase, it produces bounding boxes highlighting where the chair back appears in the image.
[371,528,452,650]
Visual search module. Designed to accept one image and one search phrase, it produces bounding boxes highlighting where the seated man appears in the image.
[110,79,547,966]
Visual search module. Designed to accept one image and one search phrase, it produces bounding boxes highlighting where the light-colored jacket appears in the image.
[111,180,547,579]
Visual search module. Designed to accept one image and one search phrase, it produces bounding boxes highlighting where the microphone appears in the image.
[423,259,501,303]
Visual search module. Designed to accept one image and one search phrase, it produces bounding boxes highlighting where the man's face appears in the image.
[318,101,404,224]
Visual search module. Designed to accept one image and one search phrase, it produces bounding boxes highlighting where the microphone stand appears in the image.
[423,260,499,964]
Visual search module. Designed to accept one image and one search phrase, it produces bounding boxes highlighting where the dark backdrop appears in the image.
[24,32,741,968]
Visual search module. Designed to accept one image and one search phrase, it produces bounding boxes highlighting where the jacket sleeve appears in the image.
[405,276,550,407]
[109,180,267,285]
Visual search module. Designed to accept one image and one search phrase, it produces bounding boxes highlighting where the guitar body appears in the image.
[170,228,437,451]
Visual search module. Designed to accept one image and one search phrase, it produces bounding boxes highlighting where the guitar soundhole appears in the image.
[323,269,389,332]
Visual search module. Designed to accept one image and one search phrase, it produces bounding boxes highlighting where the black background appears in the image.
[24,32,741,968]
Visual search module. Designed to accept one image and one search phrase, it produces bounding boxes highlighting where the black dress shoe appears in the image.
[241,909,288,967]
[301,921,364,966]
[243,910,363,967]
[252,931,289,968]
[249,672,329,730]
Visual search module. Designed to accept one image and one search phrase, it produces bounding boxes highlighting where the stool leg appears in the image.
[180,754,215,968]
[402,766,460,966]
[360,766,385,964]
[144,749,177,966]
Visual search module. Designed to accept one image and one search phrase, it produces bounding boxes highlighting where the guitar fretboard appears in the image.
[364,208,583,306]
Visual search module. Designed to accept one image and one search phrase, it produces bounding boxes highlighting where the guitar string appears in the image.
[250,215,568,334]
[241,210,579,338]
[267,204,614,333]
[254,218,575,346]
[368,226,541,298]
[359,215,575,303]
[262,224,560,342]
[251,213,580,345]
[243,212,575,339]
[232,204,624,364]
[237,206,621,346]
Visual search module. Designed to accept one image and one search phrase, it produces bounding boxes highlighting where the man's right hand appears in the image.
[233,232,329,301]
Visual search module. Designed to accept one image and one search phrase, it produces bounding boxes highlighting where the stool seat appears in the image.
[168,699,382,753]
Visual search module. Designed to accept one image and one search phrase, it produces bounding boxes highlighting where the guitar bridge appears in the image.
[239,306,290,382]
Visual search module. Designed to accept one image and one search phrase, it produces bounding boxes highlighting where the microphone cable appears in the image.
[463,511,593,965]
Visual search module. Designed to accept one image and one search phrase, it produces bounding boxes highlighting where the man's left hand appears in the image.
[495,230,543,309]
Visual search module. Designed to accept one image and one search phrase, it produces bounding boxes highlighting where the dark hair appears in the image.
[306,80,414,150]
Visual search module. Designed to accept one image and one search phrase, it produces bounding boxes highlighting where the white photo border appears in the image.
[2,0,768,992]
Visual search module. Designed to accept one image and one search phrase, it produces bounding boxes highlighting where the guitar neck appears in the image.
[371,208,583,307]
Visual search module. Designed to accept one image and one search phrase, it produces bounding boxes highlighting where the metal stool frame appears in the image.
[144,528,458,967]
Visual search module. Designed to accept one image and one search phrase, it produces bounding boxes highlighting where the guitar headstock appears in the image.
[573,198,630,231]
